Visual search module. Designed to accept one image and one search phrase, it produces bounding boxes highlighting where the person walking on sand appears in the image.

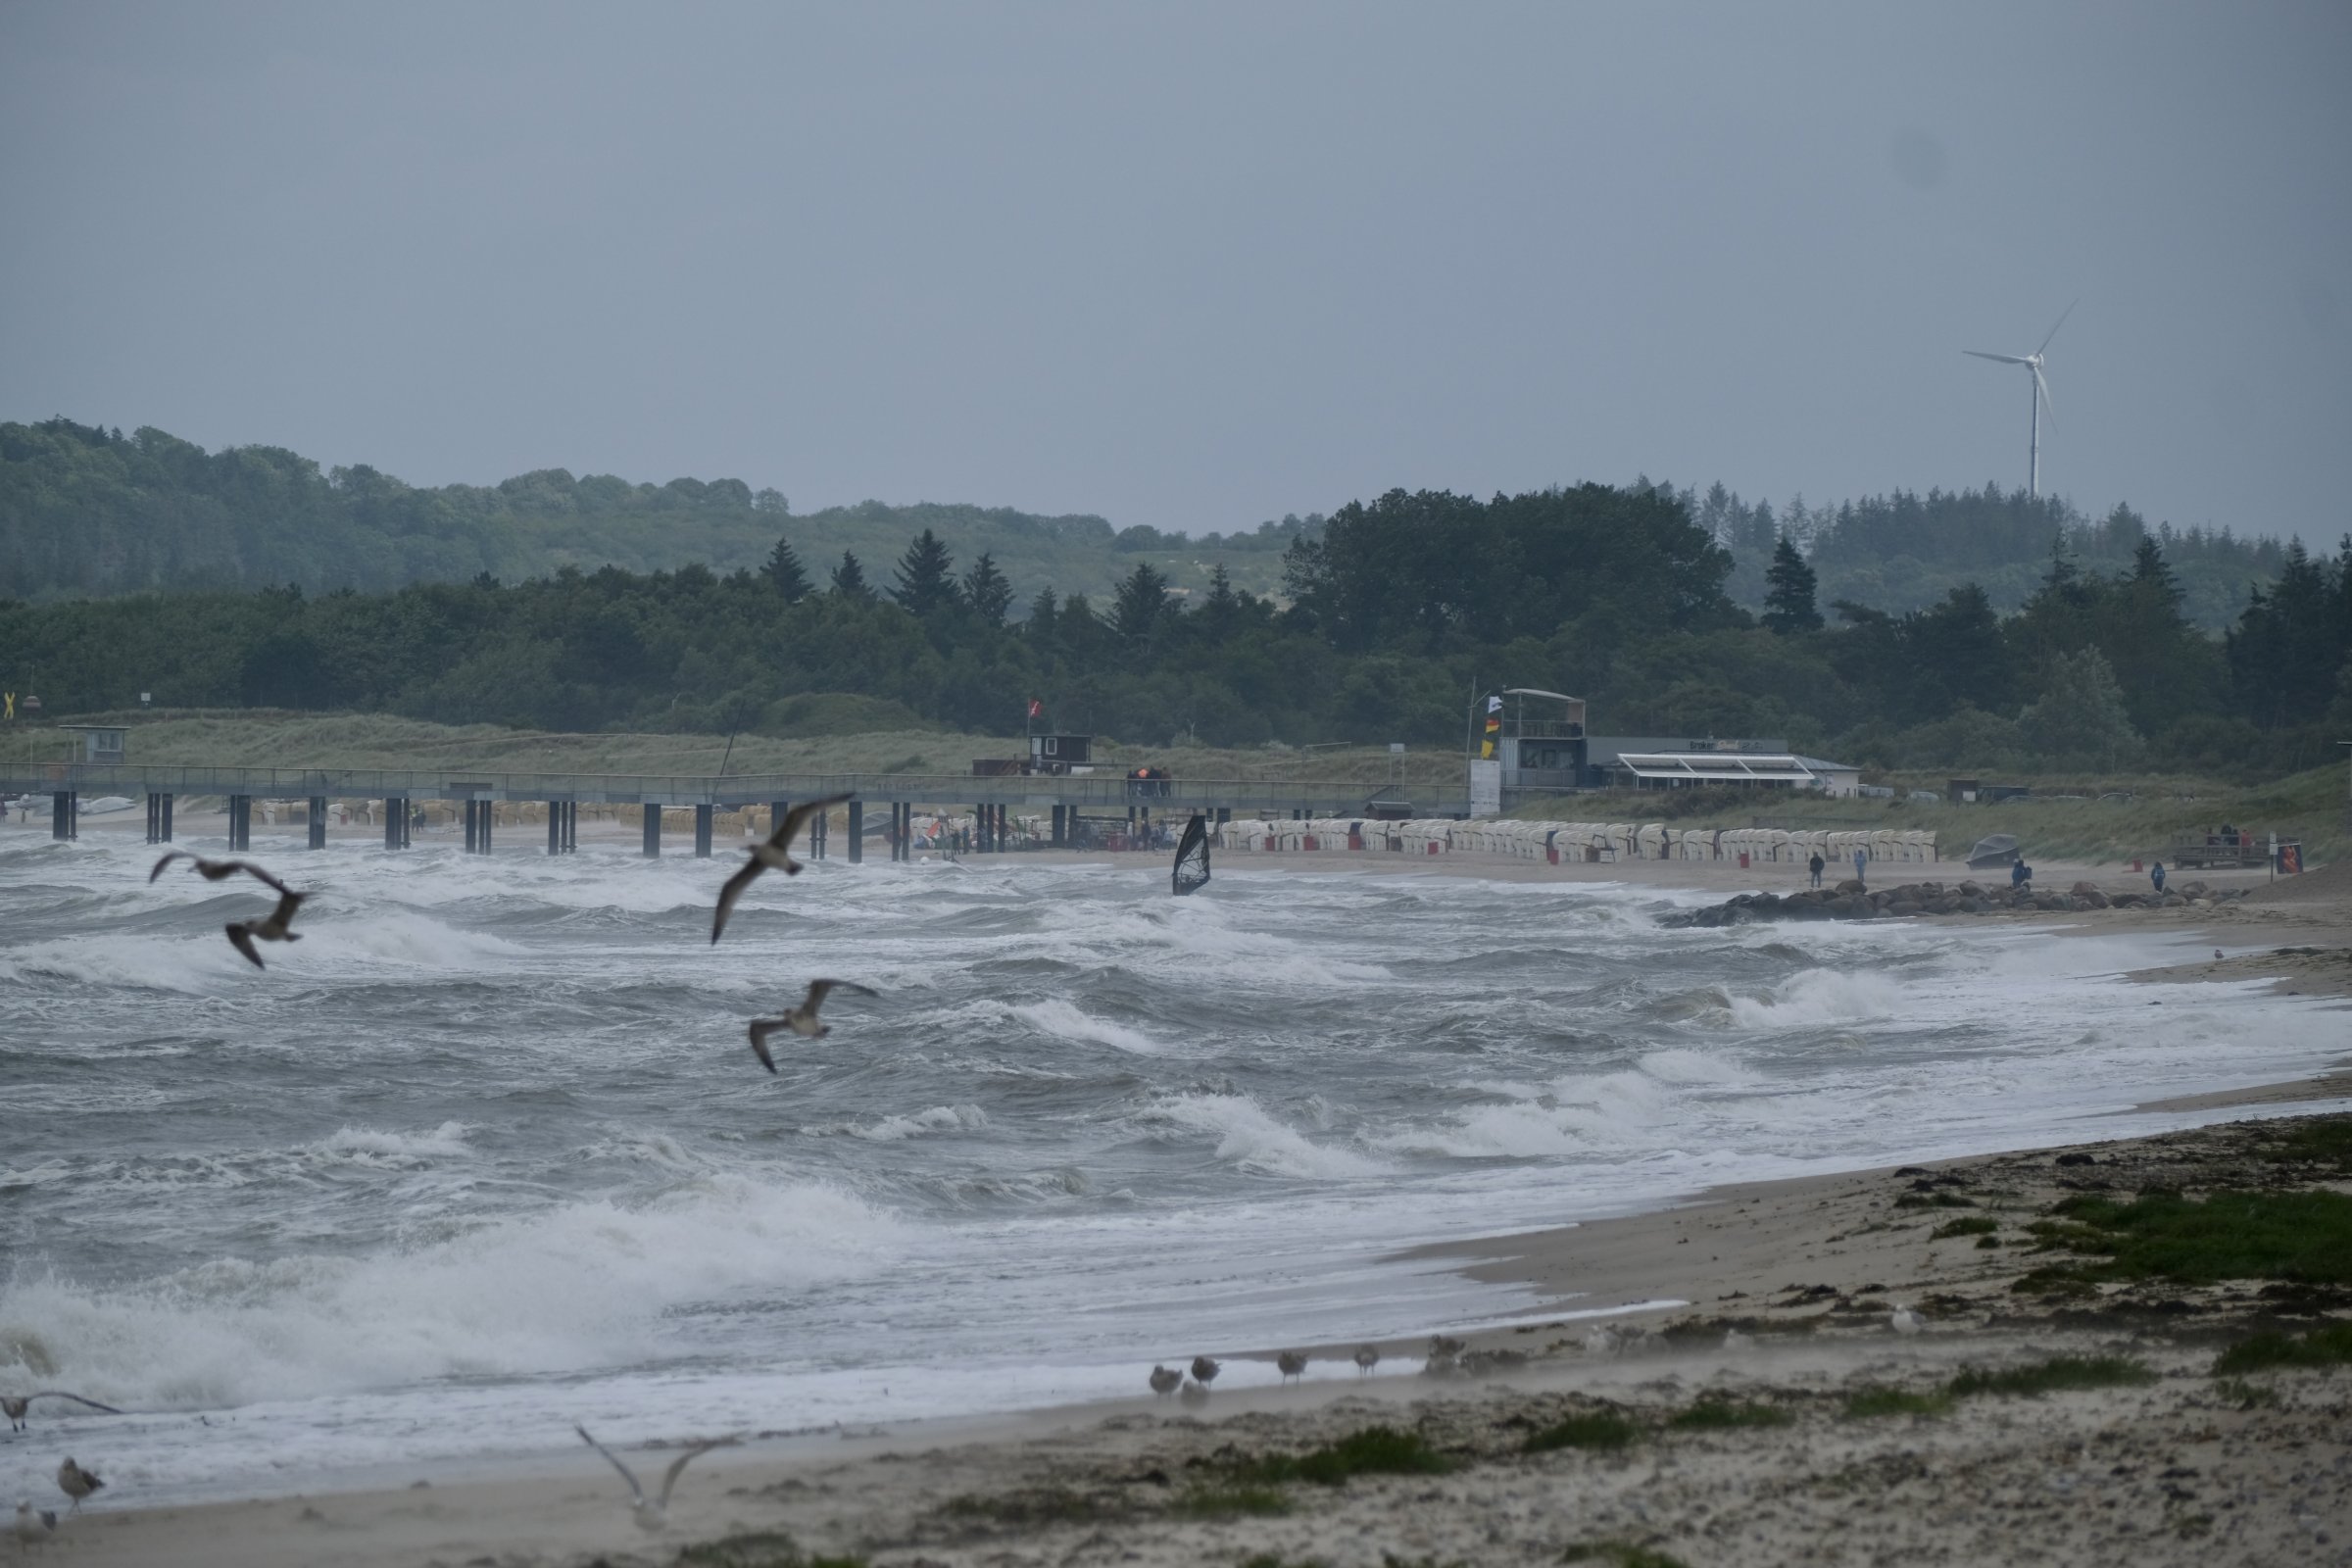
[2150,860,2166,896]
[1852,847,1867,886]
[1808,852,1825,889]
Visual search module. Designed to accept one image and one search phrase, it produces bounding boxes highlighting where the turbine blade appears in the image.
[2035,367,2055,425]
[1964,350,2032,365]
[2037,298,2079,356]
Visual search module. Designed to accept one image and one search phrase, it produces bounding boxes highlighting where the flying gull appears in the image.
[3,1392,123,1433]
[54,1460,101,1514]
[711,795,852,944]
[746,980,879,1073]
[149,852,287,887]
[575,1425,727,1533]
[225,884,309,969]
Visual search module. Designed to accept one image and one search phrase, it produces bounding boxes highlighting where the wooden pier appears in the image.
[2,760,1468,858]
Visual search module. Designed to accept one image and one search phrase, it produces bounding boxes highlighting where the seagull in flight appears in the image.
[746,980,879,1073]
[225,884,309,969]
[711,795,851,943]
[3,1391,122,1433]
[149,852,285,888]
[575,1426,728,1533]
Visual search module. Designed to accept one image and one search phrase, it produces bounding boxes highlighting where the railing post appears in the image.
[642,803,662,858]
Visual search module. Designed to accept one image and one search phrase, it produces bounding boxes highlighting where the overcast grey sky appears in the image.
[4,2,2347,544]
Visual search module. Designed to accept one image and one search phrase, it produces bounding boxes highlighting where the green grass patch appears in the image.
[2213,1377,2280,1409]
[1932,1215,1999,1239]
[2211,1321,2352,1376]
[1666,1397,1792,1431]
[1945,1355,2155,1398]
[1224,1426,1456,1486]
[1525,1410,1641,1451]
[1561,1543,1692,1568]
[1172,1481,1292,1518]
[2040,1190,2352,1286]
[1842,1387,1953,1419]
[2263,1118,2352,1173]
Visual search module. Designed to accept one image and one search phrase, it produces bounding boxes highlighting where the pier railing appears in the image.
[0,760,1468,817]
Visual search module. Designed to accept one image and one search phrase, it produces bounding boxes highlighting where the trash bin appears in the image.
[1739,852,1751,868]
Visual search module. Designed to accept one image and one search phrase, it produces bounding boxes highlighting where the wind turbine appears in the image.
[1965,300,2076,497]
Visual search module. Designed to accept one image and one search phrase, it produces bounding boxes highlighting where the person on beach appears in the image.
[1808,852,1825,889]
[2151,860,2166,895]
[2010,855,2031,890]
[1851,847,1867,886]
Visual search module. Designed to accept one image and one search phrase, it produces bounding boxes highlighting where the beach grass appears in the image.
[1666,1397,1792,1431]
[1931,1215,1999,1239]
[1524,1410,1641,1451]
[1945,1355,2156,1398]
[1173,1481,1293,1518]
[1842,1387,1953,1419]
[2032,1190,2352,1286]
[2211,1322,2352,1376]
[941,1486,1119,1526]
[1225,1426,1457,1486]
[676,1532,868,1568]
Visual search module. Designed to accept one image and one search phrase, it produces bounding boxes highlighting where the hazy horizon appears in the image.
[4,2,2347,544]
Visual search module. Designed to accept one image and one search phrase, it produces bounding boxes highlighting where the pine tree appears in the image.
[830,550,875,602]
[1200,562,1240,635]
[1026,585,1058,641]
[1111,562,1171,641]
[1761,536,1822,633]
[890,528,959,617]
[763,535,810,603]
[962,552,1012,627]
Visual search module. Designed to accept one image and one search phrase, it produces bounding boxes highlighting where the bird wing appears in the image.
[30,1393,124,1414]
[225,924,266,969]
[575,1425,645,1505]
[773,794,853,855]
[711,861,761,944]
[270,889,307,928]
[747,1019,782,1074]
[233,861,295,896]
[655,1441,723,1507]
[802,978,878,1012]
[149,851,191,882]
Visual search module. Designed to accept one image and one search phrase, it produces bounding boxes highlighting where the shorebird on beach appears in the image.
[1276,1351,1307,1385]
[1149,1365,1181,1398]
[2,1392,123,1433]
[710,795,851,944]
[575,1426,725,1533]
[746,980,879,1073]
[1889,1305,1924,1336]
[1353,1345,1380,1377]
[53,1461,100,1514]
[1178,1380,1209,1408]
[13,1500,58,1548]
[1189,1355,1219,1388]
[1583,1325,1622,1358]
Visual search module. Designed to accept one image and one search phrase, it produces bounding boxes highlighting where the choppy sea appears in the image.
[1,828,2342,1506]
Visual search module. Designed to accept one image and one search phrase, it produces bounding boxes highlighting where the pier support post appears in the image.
[769,801,790,851]
[52,791,73,841]
[227,795,251,851]
[308,797,327,850]
[847,800,863,863]
[383,799,400,850]
[564,802,577,852]
[812,807,825,858]
[161,794,173,841]
[1051,805,1064,847]
[547,803,562,856]
[899,802,911,860]
[977,805,991,853]
[694,803,713,858]
[145,793,159,844]
[464,801,478,854]
[479,803,493,855]
[641,803,662,858]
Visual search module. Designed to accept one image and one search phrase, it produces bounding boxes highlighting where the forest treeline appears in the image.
[7,478,2349,780]
[0,416,2295,632]
[0,417,1308,608]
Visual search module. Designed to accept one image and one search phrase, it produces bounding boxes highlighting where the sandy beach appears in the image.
[11,819,2349,1567]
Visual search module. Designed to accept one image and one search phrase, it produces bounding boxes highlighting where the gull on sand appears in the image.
[710,795,851,944]
[746,980,879,1073]
[54,1461,100,1514]
[1276,1350,1307,1384]
[575,1426,728,1533]
[1353,1345,1380,1376]
[14,1500,58,1548]
[1149,1365,1181,1398]
[1889,1305,1925,1336]
[1178,1380,1210,1408]
[1189,1355,1219,1388]
[3,1393,122,1433]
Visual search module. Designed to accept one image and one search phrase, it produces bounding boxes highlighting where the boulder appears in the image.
[1835,878,1868,896]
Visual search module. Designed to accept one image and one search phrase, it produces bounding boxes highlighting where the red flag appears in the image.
[1027,699,1043,719]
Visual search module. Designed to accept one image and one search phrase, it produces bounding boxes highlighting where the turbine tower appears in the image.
[1965,301,2075,497]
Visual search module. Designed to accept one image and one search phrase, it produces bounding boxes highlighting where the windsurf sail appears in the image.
[1171,813,1210,896]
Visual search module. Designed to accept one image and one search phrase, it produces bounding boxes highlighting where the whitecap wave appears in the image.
[1156,1094,1389,1178]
